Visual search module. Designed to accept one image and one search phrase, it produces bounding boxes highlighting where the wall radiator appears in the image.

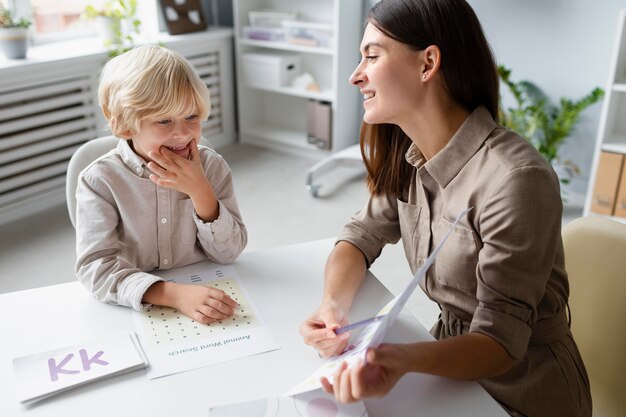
[0,33,235,226]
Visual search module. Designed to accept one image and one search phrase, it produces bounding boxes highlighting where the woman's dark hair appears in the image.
[361,0,499,196]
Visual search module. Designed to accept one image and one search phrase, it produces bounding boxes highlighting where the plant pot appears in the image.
[0,27,29,59]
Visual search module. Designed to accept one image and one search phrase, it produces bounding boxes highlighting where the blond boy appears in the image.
[76,45,247,323]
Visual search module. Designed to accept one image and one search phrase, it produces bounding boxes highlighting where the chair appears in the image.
[562,216,626,417]
[305,144,365,197]
[66,136,118,228]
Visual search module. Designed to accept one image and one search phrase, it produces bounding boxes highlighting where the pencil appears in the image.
[333,315,386,334]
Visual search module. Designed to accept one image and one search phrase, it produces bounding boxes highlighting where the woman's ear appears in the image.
[421,45,441,81]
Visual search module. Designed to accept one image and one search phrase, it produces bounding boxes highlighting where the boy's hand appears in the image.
[171,283,239,325]
[147,139,219,221]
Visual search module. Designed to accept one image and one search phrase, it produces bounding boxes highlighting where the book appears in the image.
[209,389,369,417]
[12,331,148,405]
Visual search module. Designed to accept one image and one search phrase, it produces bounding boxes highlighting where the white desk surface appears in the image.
[0,238,507,417]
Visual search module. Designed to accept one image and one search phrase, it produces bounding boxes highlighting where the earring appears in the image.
[422,74,427,80]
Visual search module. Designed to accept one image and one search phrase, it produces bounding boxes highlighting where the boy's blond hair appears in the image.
[98,45,211,137]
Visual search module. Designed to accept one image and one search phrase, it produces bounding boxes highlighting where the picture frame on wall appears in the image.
[159,0,208,35]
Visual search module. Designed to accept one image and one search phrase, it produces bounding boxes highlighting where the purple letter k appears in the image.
[79,349,109,370]
[48,354,79,382]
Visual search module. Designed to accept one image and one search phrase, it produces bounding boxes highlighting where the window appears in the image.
[31,0,106,36]
[3,0,166,45]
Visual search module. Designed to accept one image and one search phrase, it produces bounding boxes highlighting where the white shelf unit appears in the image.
[233,0,363,158]
[584,9,626,224]
[0,29,236,226]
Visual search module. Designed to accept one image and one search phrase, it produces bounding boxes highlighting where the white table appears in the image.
[0,239,507,416]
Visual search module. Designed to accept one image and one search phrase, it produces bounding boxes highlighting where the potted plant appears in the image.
[498,65,604,187]
[0,5,31,59]
[83,0,141,56]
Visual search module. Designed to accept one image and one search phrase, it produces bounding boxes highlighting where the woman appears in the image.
[299,1,591,416]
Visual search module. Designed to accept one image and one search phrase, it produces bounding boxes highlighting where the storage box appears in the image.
[248,10,297,28]
[282,20,334,48]
[242,26,286,42]
[240,51,302,89]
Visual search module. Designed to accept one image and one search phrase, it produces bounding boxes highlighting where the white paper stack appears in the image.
[12,331,148,405]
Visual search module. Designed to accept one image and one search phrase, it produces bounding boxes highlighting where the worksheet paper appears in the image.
[13,331,147,405]
[209,388,368,417]
[285,208,471,396]
[132,264,280,379]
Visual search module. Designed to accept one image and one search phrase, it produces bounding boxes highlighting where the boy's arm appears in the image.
[192,151,247,264]
[75,170,162,311]
[147,142,247,264]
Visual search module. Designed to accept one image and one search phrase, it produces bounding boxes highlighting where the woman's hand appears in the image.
[320,343,413,402]
[300,300,352,357]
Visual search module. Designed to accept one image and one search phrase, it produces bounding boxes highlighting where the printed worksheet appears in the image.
[133,264,279,379]
[286,208,471,395]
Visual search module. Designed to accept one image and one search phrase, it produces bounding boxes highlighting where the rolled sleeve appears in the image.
[193,151,247,264]
[337,193,402,267]
[470,166,562,360]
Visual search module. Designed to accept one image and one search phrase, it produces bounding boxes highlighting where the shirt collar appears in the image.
[117,139,148,176]
[405,106,497,188]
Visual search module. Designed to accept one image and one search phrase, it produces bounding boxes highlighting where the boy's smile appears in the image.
[129,111,202,163]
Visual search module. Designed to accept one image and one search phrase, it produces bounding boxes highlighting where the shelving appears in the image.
[585,9,626,223]
[233,0,363,157]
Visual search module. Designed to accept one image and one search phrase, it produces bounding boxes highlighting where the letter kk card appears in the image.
[12,331,147,405]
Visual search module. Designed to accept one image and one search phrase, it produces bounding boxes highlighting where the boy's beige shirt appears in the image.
[75,140,247,311]
[338,107,590,416]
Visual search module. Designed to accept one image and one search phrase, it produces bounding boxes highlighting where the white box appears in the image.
[240,51,302,88]
[248,10,298,28]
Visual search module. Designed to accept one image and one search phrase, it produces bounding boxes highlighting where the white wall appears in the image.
[363,0,624,202]
[468,0,625,201]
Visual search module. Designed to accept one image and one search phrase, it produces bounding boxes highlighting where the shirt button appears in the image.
[162,258,169,265]
[161,217,167,224]
[136,168,141,173]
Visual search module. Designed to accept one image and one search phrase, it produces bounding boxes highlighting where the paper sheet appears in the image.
[133,264,280,379]
[285,208,471,395]
[209,388,368,417]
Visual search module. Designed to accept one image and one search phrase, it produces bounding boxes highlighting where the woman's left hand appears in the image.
[320,343,414,402]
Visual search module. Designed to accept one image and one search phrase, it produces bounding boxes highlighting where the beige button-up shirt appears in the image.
[338,107,590,416]
[75,139,247,311]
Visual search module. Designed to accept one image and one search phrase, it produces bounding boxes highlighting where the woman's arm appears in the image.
[300,241,369,357]
[323,333,515,402]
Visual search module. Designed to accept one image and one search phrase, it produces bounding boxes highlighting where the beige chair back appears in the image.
[65,136,118,228]
[563,216,626,417]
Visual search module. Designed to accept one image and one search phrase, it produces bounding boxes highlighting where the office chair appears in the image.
[562,216,626,417]
[305,143,365,197]
[65,135,118,228]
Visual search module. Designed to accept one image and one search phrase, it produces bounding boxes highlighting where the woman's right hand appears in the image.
[300,300,352,357]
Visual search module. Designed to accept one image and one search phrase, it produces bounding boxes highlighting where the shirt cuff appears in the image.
[118,272,163,312]
[469,305,532,361]
[336,230,382,268]
[193,200,234,243]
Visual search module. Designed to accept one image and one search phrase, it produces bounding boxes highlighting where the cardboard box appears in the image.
[590,151,624,215]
